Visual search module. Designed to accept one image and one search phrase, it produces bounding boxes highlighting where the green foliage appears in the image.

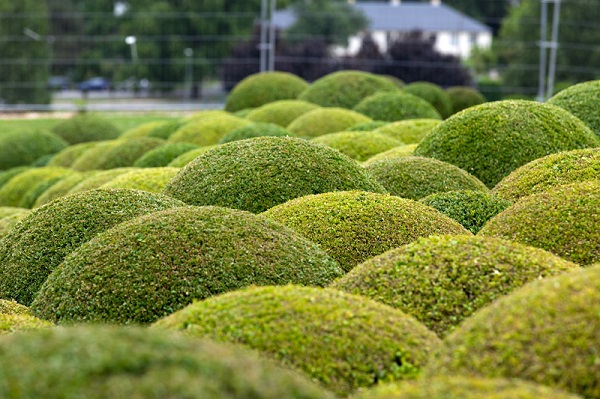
[0,167,31,189]
[287,107,372,138]
[547,80,600,138]
[373,119,442,144]
[0,188,184,306]
[33,171,97,207]
[119,120,172,139]
[0,299,30,315]
[0,130,68,170]
[133,142,199,167]
[479,180,600,266]
[225,72,309,112]
[365,156,488,200]
[219,123,293,144]
[67,168,137,194]
[164,137,386,213]
[166,146,217,167]
[332,235,577,336]
[362,145,418,165]
[414,100,600,188]
[31,206,343,324]
[146,120,187,139]
[262,191,470,272]
[446,86,487,115]
[347,121,389,131]
[69,140,120,171]
[312,131,403,162]
[100,167,180,193]
[0,210,29,239]
[354,92,442,122]
[0,206,27,219]
[169,115,252,146]
[50,114,122,144]
[154,285,441,396]
[0,313,53,335]
[47,142,100,167]
[246,100,320,127]
[71,138,165,171]
[0,167,74,208]
[403,82,453,119]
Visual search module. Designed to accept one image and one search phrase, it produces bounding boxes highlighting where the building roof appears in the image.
[273,1,492,34]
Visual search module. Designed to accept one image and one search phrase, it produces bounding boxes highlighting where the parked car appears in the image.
[77,77,111,91]
[47,76,71,90]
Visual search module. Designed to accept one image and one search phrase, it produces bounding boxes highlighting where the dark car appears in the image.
[77,77,111,91]
[47,76,71,90]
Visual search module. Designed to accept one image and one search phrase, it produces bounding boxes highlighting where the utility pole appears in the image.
[260,0,268,72]
[259,0,276,72]
[537,0,561,101]
[268,0,277,71]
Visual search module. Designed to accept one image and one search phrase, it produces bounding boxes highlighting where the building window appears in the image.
[450,33,459,47]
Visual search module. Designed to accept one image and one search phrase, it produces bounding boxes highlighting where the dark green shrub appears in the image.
[72,138,165,171]
[234,108,254,117]
[287,107,372,138]
[0,167,74,208]
[133,142,199,167]
[120,120,172,139]
[332,235,577,336]
[246,100,319,127]
[69,140,120,170]
[146,120,186,139]
[99,167,180,193]
[403,82,453,119]
[169,115,251,146]
[219,122,292,144]
[47,142,100,167]
[164,137,386,213]
[547,80,600,137]
[0,313,53,334]
[312,131,403,162]
[50,114,121,144]
[347,121,389,131]
[154,285,441,396]
[31,206,343,324]
[354,92,442,122]
[33,171,97,207]
[19,172,77,209]
[414,100,600,188]
[31,154,55,167]
[0,299,30,315]
[0,189,184,306]
[0,211,30,239]
[446,86,486,115]
[0,130,68,170]
[262,191,470,272]
[373,119,441,144]
[225,71,309,112]
[67,168,137,194]
[166,146,217,167]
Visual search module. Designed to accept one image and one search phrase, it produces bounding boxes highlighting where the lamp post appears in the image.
[125,36,138,61]
[184,48,194,100]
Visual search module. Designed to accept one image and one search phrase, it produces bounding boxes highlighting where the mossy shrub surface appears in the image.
[219,122,292,144]
[0,211,30,239]
[0,130,68,170]
[34,172,97,207]
[225,72,309,112]
[0,206,27,219]
[0,325,334,399]
[0,167,31,189]
[18,172,77,209]
[479,180,600,265]
[89,137,166,170]
[69,140,120,170]
[312,131,403,162]
[47,142,100,167]
[50,114,121,144]
[354,92,442,122]
[347,121,389,131]
[99,167,180,193]
[165,137,386,213]
[246,100,320,127]
[298,70,400,108]
[403,82,453,119]
[0,299,30,315]
[120,120,170,138]
[168,114,252,146]
[0,189,184,306]
[154,285,441,396]
[0,313,53,335]
[146,120,187,139]
[491,148,600,202]
[414,100,600,188]
[425,265,600,399]
[287,107,372,138]
[0,167,74,208]
[262,191,470,272]
[67,168,137,194]
[373,119,441,144]
[133,142,199,167]
[166,146,217,167]
[446,86,486,115]
[332,235,578,336]
[362,145,417,165]
[547,79,600,137]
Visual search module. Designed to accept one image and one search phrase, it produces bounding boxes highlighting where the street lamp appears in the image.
[184,48,194,100]
[125,36,138,61]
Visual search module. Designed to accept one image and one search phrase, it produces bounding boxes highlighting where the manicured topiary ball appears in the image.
[0,299,29,315]
[0,167,31,189]
[346,121,389,131]
[132,142,198,167]
[99,167,180,193]
[262,191,470,272]
[225,72,309,112]
[479,180,600,265]
[166,146,217,167]
[246,100,320,127]
[0,167,74,208]
[312,131,403,162]
[403,82,453,119]
[0,211,29,239]
[119,120,171,138]
[169,114,252,146]
[154,285,441,396]
[298,70,400,108]
[547,80,600,137]
[332,235,577,336]
[67,168,137,194]
[164,137,386,213]
[363,145,417,165]
[446,86,486,115]
[0,325,334,399]
[425,265,600,399]
[0,130,68,170]
[414,100,600,188]
[492,148,600,202]
[365,156,488,200]
[373,119,441,144]
[0,313,53,335]
[47,142,99,167]
[353,92,442,122]
[287,107,372,138]
[71,138,165,171]
[50,114,121,144]
[145,120,187,139]
[219,122,292,144]
[0,189,184,306]
[68,141,119,170]
[33,172,97,207]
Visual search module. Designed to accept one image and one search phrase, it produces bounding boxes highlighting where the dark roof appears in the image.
[273,1,491,34]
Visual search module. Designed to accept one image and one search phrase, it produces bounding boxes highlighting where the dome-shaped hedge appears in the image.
[414,100,600,188]
[33,172,97,207]
[446,86,486,115]
[547,80,600,137]
[403,82,453,119]
[166,146,217,167]
[168,114,252,146]
[246,99,320,127]
[479,180,600,265]
[219,122,292,144]
[262,191,470,272]
[99,167,180,193]
[0,325,334,399]
[47,142,99,167]
[0,130,68,170]
[154,285,441,396]
[50,114,121,144]
[0,206,27,219]
[0,211,29,239]
[31,206,342,324]
[0,166,31,189]
[0,189,184,306]
[71,137,165,171]
[287,107,372,138]
[119,120,170,139]
[298,70,400,109]
[365,156,488,200]
[0,313,53,335]
[353,92,442,122]
[67,168,137,194]
[0,299,30,315]
[69,140,120,170]
[347,121,389,131]
[373,119,441,144]
[425,265,600,399]
[133,142,199,167]
[146,120,186,139]
[332,235,578,336]
[312,131,403,162]
[363,145,417,165]
[0,167,74,208]
[491,148,600,202]
[164,137,386,213]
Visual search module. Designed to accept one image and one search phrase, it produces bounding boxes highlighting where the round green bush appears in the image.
[119,120,171,138]
[547,80,600,137]
[491,148,600,202]
[332,235,578,336]
[298,70,400,109]
[225,71,309,112]
[50,114,121,144]
[0,325,334,399]
[146,120,187,139]
[363,145,417,165]
[262,191,470,272]
[420,190,512,234]
[347,121,389,131]
[312,131,403,162]
[0,166,31,189]
[403,82,453,119]
[0,211,30,239]
[99,167,180,193]
[479,180,600,265]
[0,130,68,170]
[67,168,137,194]
[18,172,78,209]
[373,119,442,144]
[0,313,53,335]
[287,107,372,138]
[166,146,217,167]
[414,100,600,188]
[133,142,199,167]
[154,285,441,396]
[33,171,97,207]
[47,142,100,167]
[0,189,184,306]
[84,137,166,170]
[183,110,233,122]
[353,92,442,122]
[0,206,28,219]
[365,156,488,200]
[164,136,386,213]
[32,153,57,167]
[0,167,74,208]
[0,299,30,315]
[219,122,292,144]
[234,107,254,117]
[31,206,343,324]
[169,114,252,146]
[246,99,320,127]
[425,265,600,399]
[69,140,120,170]
[446,86,486,115]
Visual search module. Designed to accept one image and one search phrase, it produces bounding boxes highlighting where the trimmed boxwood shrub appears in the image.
[47,142,100,167]
[67,168,137,194]
[85,137,165,170]
[414,100,600,188]
[363,145,417,165]
[146,120,187,139]
[164,137,386,213]
[69,140,120,171]
[420,190,512,234]
[373,119,441,144]
[0,130,68,170]
[353,92,442,122]
[287,107,372,138]
[0,313,53,334]
[332,235,578,336]
[446,86,486,115]
[133,142,199,167]
[154,285,441,396]
[219,122,292,144]
[347,121,389,131]
[404,82,453,119]
[365,156,488,200]
[246,100,319,127]
[19,172,77,209]
[298,70,400,109]
[547,80,600,137]
[491,148,600,202]
[425,265,600,399]
[0,189,184,306]
[262,191,470,272]
[99,167,180,193]
[168,115,252,146]
[479,180,600,265]
[312,131,403,162]
[119,120,171,139]
[166,146,217,167]
[50,114,121,144]
[0,166,31,189]
[0,206,28,219]
[0,299,30,315]
[234,108,254,117]
[0,211,30,239]
[33,171,97,207]
[225,72,309,112]
[0,167,74,208]
[0,325,334,399]
[31,206,343,324]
